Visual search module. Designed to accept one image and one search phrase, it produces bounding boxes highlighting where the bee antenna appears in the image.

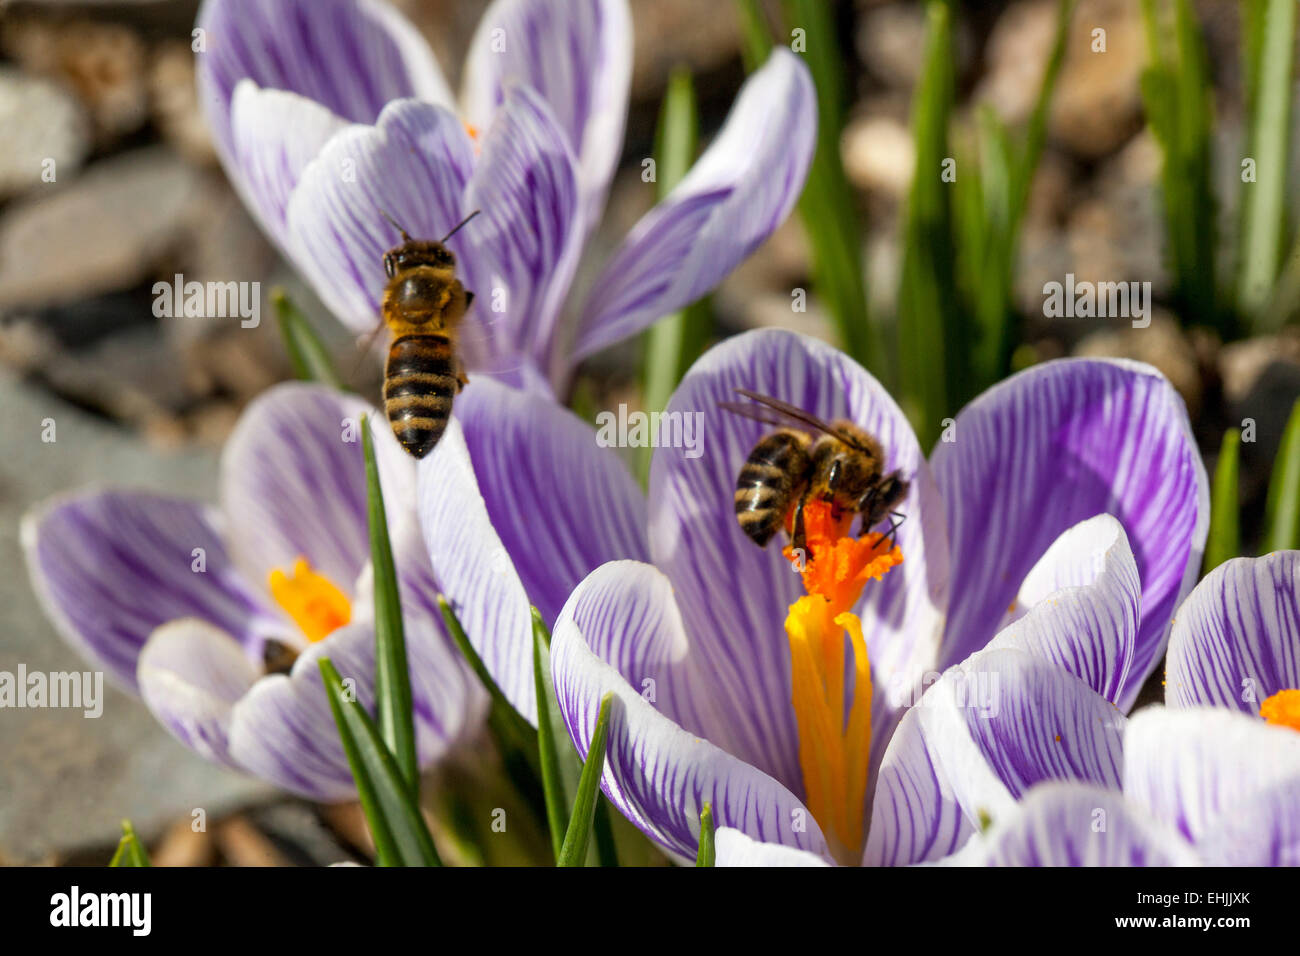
[378,209,412,242]
[441,209,482,243]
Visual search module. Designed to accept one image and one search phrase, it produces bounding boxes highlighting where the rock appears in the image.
[1073,311,1204,416]
[0,371,271,864]
[149,41,218,166]
[0,147,204,312]
[0,68,90,200]
[841,113,914,199]
[1219,330,1300,405]
[3,16,149,144]
[977,0,1145,160]
[629,0,742,97]
[855,1,974,89]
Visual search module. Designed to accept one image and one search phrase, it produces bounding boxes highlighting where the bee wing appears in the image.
[725,389,869,450]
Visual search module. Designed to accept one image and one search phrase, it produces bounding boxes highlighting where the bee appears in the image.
[719,389,909,555]
[375,210,480,459]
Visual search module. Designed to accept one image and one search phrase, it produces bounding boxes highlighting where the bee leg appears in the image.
[882,511,907,551]
[790,497,808,559]
[455,361,469,393]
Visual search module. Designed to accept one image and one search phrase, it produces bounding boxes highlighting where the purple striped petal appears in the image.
[987,515,1138,704]
[981,782,1201,866]
[869,647,1125,865]
[714,827,832,867]
[227,82,347,244]
[1165,552,1300,711]
[137,619,260,768]
[453,378,647,625]
[1122,706,1300,845]
[462,0,631,230]
[932,359,1209,710]
[462,85,583,383]
[22,490,269,689]
[649,329,949,794]
[228,613,482,801]
[1195,778,1300,866]
[196,0,451,162]
[283,100,476,334]
[571,48,816,365]
[417,418,536,723]
[219,384,414,597]
[551,580,829,861]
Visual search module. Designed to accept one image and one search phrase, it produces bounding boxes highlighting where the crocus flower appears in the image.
[195,0,816,390]
[23,384,485,800]
[1165,551,1300,729]
[417,328,1207,864]
[930,705,1300,867]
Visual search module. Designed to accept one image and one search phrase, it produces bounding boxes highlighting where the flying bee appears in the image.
[372,210,480,459]
[719,389,909,555]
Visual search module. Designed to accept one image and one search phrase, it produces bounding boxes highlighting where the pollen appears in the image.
[1260,689,1300,732]
[780,499,902,863]
[268,557,352,643]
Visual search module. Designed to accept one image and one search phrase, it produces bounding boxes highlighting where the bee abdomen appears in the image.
[384,334,458,459]
[734,430,810,547]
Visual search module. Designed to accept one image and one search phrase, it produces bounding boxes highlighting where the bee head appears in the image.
[383,240,456,279]
[861,471,909,528]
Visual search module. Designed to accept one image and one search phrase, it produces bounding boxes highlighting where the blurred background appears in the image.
[1,0,1298,864]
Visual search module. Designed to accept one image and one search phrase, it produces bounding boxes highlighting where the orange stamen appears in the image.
[1261,689,1300,732]
[268,557,352,643]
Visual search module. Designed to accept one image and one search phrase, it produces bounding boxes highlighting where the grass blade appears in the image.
[735,0,773,71]
[1264,399,1300,552]
[1238,0,1296,325]
[1203,427,1241,572]
[556,692,613,867]
[272,288,345,389]
[360,414,417,794]
[641,67,711,480]
[695,803,715,867]
[533,608,576,861]
[319,657,441,866]
[107,820,151,867]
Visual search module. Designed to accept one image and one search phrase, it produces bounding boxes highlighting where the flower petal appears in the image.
[219,383,417,602]
[1122,706,1300,844]
[1195,777,1300,866]
[283,99,476,334]
[22,490,269,689]
[196,0,452,161]
[649,329,949,793]
[987,515,1139,704]
[417,418,536,722]
[571,48,816,365]
[462,0,632,229]
[462,85,583,382]
[227,82,347,243]
[551,584,829,861]
[932,358,1208,709]
[137,619,260,768]
[1165,552,1300,711]
[714,827,831,867]
[980,782,1201,866]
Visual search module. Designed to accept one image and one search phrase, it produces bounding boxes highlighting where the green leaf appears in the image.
[695,803,715,867]
[1204,428,1241,573]
[318,657,441,866]
[734,0,774,71]
[108,820,151,867]
[272,288,345,389]
[533,608,576,861]
[1264,399,1300,552]
[641,67,712,480]
[438,595,536,757]
[1237,0,1296,325]
[360,414,418,794]
[556,692,613,867]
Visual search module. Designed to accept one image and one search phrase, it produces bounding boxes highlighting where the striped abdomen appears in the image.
[734,429,812,546]
[384,333,458,459]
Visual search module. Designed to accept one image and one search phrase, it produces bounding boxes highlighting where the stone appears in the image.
[0,68,90,200]
[0,371,272,864]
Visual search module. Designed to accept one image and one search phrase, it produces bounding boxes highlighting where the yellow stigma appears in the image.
[268,557,352,643]
[1260,689,1300,732]
[781,500,902,862]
